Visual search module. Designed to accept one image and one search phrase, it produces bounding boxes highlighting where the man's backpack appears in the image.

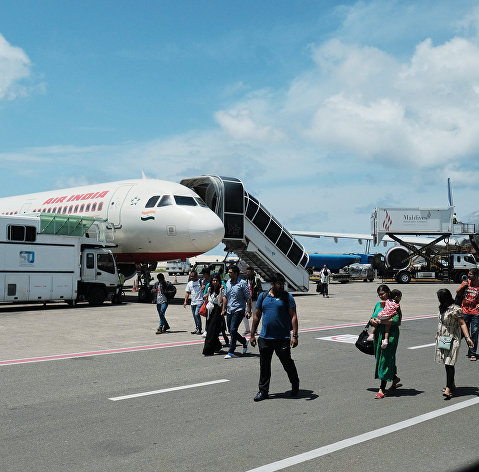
[165,282,177,300]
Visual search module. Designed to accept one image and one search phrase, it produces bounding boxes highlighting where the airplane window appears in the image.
[80,204,84,212]
[52,207,57,213]
[47,208,52,213]
[63,206,67,214]
[174,196,197,206]
[74,205,79,212]
[86,204,91,212]
[91,203,97,211]
[195,197,208,208]
[69,205,73,213]
[145,196,160,208]
[157,195,173,207]
[98,202,103,211]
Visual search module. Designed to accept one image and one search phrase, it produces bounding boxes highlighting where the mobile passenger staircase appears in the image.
[180,175,310,292]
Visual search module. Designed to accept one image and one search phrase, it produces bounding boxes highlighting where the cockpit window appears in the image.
[157,195,173,207]
[195,197,208,208]
[145,196,160,208]
[174,195,197,206]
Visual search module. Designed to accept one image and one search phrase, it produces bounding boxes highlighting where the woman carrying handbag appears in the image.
[435,289,474,400]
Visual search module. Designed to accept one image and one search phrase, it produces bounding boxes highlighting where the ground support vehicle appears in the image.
[166,260,191,276]
[371,206,478,283]
[379,252,479,284]
[0,214,120,305]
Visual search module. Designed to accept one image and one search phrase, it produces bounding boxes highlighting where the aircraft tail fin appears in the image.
[448,178,454,207]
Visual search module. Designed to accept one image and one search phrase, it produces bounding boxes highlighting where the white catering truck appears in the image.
[166,260,191,276]
[0,214,120,305]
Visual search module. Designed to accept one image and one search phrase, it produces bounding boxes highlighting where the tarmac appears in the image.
[2,277,479,472]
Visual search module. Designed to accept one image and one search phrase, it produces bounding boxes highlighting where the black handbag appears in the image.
[355,322,375,355]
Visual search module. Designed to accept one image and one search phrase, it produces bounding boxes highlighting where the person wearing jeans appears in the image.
[457,268,479,361]
[184,270,203,334]
[222,265,251,359]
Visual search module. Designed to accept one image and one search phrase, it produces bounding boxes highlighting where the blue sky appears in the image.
[1,0,479,254]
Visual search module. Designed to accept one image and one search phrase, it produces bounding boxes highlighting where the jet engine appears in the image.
[385,246,410,270]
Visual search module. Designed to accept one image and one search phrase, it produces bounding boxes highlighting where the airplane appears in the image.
[0,178,225,298]
[292,179,473,251]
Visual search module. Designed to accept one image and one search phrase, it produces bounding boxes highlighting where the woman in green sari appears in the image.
[369,284,402,398]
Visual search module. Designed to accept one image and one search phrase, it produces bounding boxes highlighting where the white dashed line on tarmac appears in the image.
[408,343,436,350]
[108,379,230,401]
[246,397,479,472]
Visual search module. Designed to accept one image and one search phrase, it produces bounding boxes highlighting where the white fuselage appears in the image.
[0,179,225,263]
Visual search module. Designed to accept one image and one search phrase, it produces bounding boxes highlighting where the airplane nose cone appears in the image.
[189,210,225,252]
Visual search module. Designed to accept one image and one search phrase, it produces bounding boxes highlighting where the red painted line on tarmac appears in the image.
[0,314,436,366]
[0,339,205,366]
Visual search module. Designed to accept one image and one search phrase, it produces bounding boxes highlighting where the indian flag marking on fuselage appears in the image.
[141,210,155,221]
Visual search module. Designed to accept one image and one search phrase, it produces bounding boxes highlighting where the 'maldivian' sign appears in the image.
[373,207,453,238]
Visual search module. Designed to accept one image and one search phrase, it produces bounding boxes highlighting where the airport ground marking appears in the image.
[0,314,436,366]
[246,397,479,472]
[408,343,436,350]
[0,339,205,366]
[108,379,229,401]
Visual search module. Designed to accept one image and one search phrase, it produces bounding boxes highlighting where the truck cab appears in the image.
[79,248,119,305]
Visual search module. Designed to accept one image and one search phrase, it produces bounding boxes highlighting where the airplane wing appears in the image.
[291,231,372,243]
[291,231,459,247]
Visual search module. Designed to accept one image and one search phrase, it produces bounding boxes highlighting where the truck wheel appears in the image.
[87,287,106,306]
[66,299,76,307]
[396,271,411,284]
[455,272,468,283]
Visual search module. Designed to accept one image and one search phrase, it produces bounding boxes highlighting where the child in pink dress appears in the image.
[367,289,402,349]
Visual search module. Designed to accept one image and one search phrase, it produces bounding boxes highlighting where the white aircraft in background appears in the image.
[0,179,225,284]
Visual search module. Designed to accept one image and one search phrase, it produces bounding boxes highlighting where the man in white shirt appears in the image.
[184,270,204,334]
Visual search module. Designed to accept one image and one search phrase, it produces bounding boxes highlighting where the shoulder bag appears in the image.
[199,300,208,317]
[355,322,374,355]
[437,309,453,351]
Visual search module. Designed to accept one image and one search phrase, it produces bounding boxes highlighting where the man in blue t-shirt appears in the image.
[250,273,299,402]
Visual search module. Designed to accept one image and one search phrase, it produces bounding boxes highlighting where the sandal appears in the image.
[374,392,385,399]
[470,356,477,361]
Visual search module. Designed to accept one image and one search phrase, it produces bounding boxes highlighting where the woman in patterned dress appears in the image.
[435,289,474,400]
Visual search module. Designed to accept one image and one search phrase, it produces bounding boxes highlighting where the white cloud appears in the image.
[0,34,32,100]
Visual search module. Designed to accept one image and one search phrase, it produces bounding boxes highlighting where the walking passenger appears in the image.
[222,265,252,359]
[250,273,300,401]
[320,265,331,298]
[243,266,261,335]
[183,270,203,335]
[199,268,211,337]
[435,289,474,399]
[202,274,225,356]
[152,273,174,334]
[456,268,479,361]
[369,284,402,399]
